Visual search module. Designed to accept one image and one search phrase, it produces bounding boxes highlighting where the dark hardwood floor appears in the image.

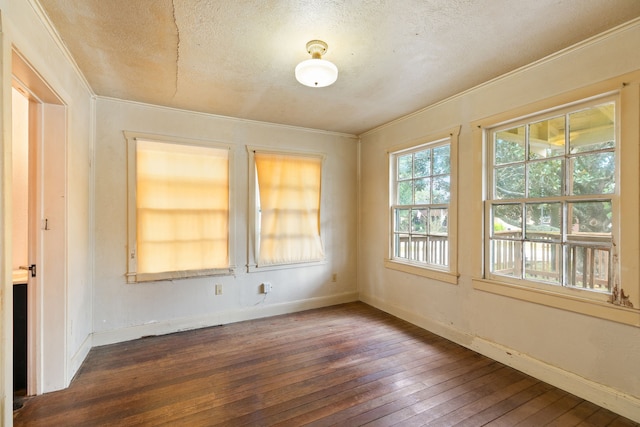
[13,302,639,426]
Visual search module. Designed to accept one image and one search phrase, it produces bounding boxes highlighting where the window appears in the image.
[249,149,325,269]
[386,127,459,283]
[486,97,617,295]
[125,133,233,282]
[473,78,640,325]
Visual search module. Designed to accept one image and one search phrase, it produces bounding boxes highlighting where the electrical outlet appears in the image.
[215,284,223,295]
[262,282,273,294]
[332,273,337,282]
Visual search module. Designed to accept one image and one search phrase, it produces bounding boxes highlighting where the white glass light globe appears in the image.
[295,59,338,88]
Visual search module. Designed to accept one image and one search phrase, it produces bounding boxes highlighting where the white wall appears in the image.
[92,98,358,344]
[1,0,94,423]
[359,21,640,421]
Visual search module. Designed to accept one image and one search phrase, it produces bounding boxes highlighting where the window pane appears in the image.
[570,152,615,195]
[429,208,448,236]
[395,208,410,232]
[398,154,412,179]
[492,204,522,238]
[569,103,615,153]
[524,241,562,285]
[390,141,451,270]
[397,181,413,205]
[567,244,611,292]
[410,235,427,262]
[427,236,448,267]
[432,175,450,204]
[411,209,427,234]
[495,126,525,165]
[528,116,565,159]
[494,164,525,199]
[568,201,612,235]
[433,145,450,174]
[491,239,522,277]
[414,150,430,177]
[414,178,430,204]
[487,99,617,294]
[528,158,563,198]
[394,233,410,259]
[525,202,561,240]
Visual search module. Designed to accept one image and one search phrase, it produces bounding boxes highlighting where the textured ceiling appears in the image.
[36,0,640,135]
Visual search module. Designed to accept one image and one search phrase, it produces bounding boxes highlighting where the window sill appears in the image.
[473,278,640,327]
[127,267,235,284]
[247,259,327,273]
[384,259,458,285]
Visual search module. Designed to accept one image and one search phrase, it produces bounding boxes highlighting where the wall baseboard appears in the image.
[360,293,640,424]
[92,292,359,347]
[68,333,92,385]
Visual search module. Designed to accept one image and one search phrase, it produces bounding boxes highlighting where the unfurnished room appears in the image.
[2,1,640,426]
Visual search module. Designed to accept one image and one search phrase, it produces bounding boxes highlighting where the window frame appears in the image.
[485,95,618,300]
[125,131,235,283]
[246,146,326,272]
[385,126,460,284]
[471,75,640,326]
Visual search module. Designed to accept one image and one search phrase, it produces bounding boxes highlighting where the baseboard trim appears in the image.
[68,333,92,384]
[92,292,359,347]
[360,293,640,423]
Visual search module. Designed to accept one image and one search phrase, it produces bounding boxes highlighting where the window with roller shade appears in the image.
[125,134,232,282]
[252,151,324,267]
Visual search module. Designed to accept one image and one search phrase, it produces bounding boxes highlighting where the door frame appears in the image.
[11,49,68,396]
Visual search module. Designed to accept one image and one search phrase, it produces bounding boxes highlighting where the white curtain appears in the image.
[255,152,324,265]
[136,140,229,274]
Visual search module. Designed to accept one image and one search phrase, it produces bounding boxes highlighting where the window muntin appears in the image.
[126,134,232,282]
[487,99,616,294]
[254,151,324,267]
[391,139,451,269]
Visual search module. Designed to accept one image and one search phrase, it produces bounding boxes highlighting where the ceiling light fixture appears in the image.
[295,40,338,88]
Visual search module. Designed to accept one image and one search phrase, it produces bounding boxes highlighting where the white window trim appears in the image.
[385,126,460,285]
[124,131,235,283]
[246,145,327,272]
[471,73,640,326]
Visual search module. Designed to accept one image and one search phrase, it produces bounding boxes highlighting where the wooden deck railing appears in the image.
[396,231,610,292]
[492,231,611,291]
[396,235,448,267]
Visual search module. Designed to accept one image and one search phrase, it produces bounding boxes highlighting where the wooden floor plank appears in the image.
[485,387,570,426]
[545,400,602,426]
[306,354,495,427]
[12,302,639,427]
[397,369,531,426]
[452,380,554,427]
[424,377,539,426]
[515,393,585,426]
[343,359,501,426]
[249,347,483,426]
[577,408,625,427]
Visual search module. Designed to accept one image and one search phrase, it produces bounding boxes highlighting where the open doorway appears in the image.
[11,49,68,404]
[11,83,30,408]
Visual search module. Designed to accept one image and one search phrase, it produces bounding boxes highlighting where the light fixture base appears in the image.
[306,40,328,59]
